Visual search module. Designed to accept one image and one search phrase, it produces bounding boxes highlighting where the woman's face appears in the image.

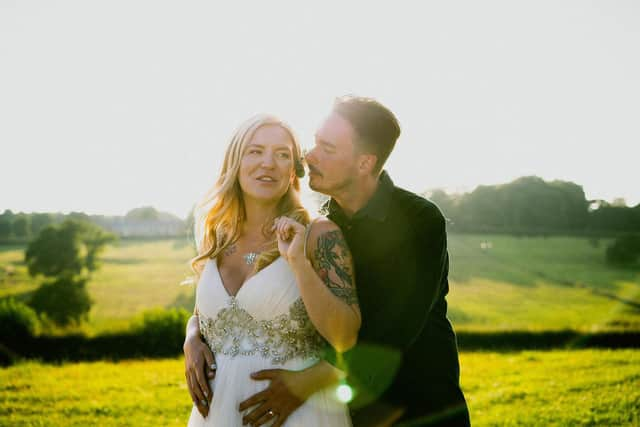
[238,124,295,204]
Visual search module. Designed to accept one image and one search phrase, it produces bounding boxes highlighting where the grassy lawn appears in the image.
[0,358,188,427]
[461,350,640,426]
[2,235,638,425]
[0,350,638,426]
[446,234,640,332]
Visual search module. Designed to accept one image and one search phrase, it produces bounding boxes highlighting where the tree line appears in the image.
[1,176,639,240]
[426,176,639,235]
[0,206,187,243]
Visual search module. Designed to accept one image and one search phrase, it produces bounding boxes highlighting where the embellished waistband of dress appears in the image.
[198,296,326,364]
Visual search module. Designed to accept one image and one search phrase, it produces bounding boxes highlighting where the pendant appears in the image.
[243,252,258,265]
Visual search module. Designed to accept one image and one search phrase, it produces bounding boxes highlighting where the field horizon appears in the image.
[1,234,639,335]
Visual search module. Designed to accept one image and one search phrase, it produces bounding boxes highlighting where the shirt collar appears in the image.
[320,170,395,223]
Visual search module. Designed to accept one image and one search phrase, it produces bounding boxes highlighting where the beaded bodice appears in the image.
[196,257,326,365]
[199,296,325,364]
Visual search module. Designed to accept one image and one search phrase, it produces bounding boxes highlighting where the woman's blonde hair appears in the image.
[190,114,309,281]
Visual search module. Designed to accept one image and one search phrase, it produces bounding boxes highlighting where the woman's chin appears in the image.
[243,189,288,204]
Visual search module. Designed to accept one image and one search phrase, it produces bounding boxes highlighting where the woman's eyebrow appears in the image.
[246,143,292,151]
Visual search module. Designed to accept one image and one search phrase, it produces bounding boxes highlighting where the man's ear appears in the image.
[358,153,378,176]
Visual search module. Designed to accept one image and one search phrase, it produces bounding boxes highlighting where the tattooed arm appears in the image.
[238,218,359,426]
[285,217,361,352]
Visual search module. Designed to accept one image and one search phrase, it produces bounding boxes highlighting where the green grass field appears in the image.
[1,236,639,425]
[446,235,640,332]
[1,350,638,426]
[1,234,638,333]
[0,238,197,333]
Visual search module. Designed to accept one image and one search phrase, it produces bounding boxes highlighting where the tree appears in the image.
[81,222,117,271]
[30,213,55,237]
[606,234,640,266]
[429,176,591,233]
[0,216,11,240]
[426,189,457,219]
[29,276,93,326]
[126,206,159,221]
[12,214,31,239]
[25,221,85,278]
[25,219,117,278]
[0,298,40,339]
[0,210,15,240]
[588,204,640,233]
[24,219,116,326]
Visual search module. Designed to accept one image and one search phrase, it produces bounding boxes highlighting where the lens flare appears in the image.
[336,384,354,403]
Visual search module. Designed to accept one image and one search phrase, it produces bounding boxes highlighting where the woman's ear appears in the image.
[294,158,306,178]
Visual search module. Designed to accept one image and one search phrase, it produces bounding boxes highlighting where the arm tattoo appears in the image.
[314,230,358,306]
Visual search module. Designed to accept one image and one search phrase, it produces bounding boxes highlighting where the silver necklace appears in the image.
[243,252,259,265]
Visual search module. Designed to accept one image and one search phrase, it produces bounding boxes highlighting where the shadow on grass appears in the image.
[446,307,476,325]
[2,328,639,367]
[449,235,640,291]
[450,251,539,288]
[456,330,640,352]
[450,245,640,312]
[588,288,640,310]
[532,270,640,311]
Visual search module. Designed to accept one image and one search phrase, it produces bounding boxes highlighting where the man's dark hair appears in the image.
[333,95,401,174]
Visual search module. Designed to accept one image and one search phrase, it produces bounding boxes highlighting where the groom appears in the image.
[240,96,469,426]
[189,96,470,426]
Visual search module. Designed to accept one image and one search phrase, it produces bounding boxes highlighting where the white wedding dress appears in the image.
[187,257,352,427]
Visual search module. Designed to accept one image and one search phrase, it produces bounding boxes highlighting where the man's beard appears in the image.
[309,171,354,197]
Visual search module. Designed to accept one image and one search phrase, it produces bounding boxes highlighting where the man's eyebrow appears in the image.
[314,137,336,148]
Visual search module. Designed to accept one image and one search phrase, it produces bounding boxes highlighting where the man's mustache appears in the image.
[307,165,322,176]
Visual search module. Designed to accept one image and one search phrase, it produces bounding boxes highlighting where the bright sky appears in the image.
[2,1,639,219]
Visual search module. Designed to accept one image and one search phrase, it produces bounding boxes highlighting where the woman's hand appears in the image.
[274,217,307,266]
[183,334,216,418]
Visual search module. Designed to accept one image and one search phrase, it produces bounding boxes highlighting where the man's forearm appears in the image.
[300,360,346,398]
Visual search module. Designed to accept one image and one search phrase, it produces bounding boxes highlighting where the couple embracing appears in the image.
[184,96,470,427]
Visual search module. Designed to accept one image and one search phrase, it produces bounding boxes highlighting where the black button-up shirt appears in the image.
[322,171,462,408]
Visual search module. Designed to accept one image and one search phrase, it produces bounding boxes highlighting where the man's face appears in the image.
[305,112,359,196]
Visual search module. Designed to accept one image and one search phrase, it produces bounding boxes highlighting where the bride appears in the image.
[185,114,361,426]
